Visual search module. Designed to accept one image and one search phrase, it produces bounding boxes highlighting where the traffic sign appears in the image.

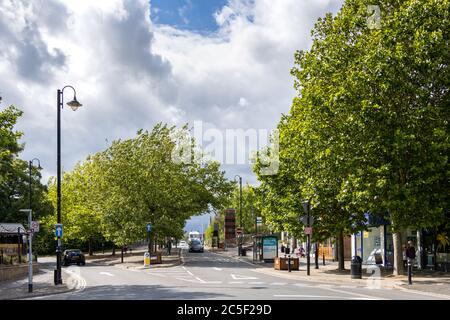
[256,217,263,226]
[55,224,63,237]
[146,223,152,232]
[300,215,315,226]
[304,227,313,235]
[31,221,39,233]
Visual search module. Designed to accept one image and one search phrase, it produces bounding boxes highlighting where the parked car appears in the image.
[62,249,86,266]
[188,239,204,253]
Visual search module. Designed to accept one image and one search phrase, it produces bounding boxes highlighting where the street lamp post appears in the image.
[55,86,83,285]
[234,175,243,256]
[19,209,32,292]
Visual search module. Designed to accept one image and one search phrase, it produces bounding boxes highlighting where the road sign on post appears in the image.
[147,223,152,232]
[256,217,262,226]
[31,221,39,233]
[55,224,63,238]
[304,227,313,235]
[300,215,315,226]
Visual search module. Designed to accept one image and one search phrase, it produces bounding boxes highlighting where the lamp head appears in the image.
[67,96,82,111]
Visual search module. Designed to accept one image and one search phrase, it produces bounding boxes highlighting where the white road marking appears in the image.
[213,267,223,271]
[195,277,206,283]
[186,271,194,276]
[145,272,167,277]
[99,272,114,277]
[316,284,334,288]
[248,282,265,285]
[176,277,203,283]
[293,283,312,287]
[318,286,386,300]
[231,274,259,280]
[203,281,223,284]
[270,282,287,286]
[229,281,244,284]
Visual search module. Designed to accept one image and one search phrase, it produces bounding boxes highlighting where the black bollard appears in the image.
[408,261,412,285]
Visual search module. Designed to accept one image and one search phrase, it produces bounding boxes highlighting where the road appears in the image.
[30,250,446,300]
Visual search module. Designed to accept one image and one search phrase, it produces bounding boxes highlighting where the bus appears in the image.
[188,231,202,242]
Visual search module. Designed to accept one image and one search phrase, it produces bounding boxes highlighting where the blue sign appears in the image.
[55,224,63,237]
[146,223,152,232]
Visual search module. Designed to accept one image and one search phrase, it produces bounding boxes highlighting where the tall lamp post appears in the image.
[234,175,243,256]
[19,209,33,292]
[55,86,83,285]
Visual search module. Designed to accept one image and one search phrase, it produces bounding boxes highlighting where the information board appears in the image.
[262,236,278,261]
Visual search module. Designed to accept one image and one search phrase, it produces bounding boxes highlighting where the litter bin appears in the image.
[241,248,247,256]
[144,252,151,267]
[351,256,362,279]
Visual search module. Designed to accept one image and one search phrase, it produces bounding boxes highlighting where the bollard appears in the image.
[144,252,151,267]
[288,255,291,272]
[408,261,412,285]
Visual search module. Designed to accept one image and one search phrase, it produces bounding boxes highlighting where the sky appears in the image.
[0,0,343,229]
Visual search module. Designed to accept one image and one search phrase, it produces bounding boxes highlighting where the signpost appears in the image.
[256,217,262,226]
[31,221,39,233]
[55,223,63,238]
[304,227,313,235]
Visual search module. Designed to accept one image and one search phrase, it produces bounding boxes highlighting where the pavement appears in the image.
[0,247,181,300]
[212,245,450,299]
[2,246,449,300]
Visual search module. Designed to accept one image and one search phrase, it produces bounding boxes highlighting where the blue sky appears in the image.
[150,0,228,32]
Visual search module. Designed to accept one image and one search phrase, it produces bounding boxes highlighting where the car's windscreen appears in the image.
[192,240,201,244]
[69,250,81,254]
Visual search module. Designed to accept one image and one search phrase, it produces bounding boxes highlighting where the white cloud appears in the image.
[0,0,343,186]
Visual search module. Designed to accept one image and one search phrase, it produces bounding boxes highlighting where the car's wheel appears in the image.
[77,262,80,266]
[81,261,86,266]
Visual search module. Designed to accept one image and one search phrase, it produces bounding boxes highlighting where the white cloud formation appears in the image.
[0,0,343,186]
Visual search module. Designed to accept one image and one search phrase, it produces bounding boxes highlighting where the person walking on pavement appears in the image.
[406,241,416,272]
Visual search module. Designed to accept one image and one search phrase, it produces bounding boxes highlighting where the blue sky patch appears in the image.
[150,0,229,32]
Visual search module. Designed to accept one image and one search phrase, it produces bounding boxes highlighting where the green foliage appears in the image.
[254,0,449,246]
[45,123,233,249]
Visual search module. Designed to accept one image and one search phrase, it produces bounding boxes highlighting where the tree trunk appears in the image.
[88,238,93,256]
[121,246,124,263]
[393,231,404,275]
[291,237,297,250]
[338,231,345,271]
[112,245,116,256]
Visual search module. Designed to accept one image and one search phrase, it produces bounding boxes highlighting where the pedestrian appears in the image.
[406,240,416,270]
[281,243,285,254]
[402,245,407,269]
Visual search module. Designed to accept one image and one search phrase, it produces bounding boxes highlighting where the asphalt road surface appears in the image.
[30,250,446,300]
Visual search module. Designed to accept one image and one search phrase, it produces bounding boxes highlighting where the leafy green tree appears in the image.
[255,0,449,274]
